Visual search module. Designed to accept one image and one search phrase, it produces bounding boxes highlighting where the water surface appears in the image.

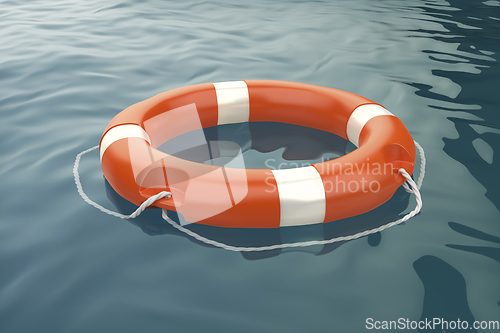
[1,0,499,332]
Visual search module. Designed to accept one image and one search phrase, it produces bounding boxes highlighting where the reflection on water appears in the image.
[158,122,356,168]
[414,255,477,333]
[407,0,500,210]
[407,1,500,329]
[109,122,410,260]
[447,222,500,264]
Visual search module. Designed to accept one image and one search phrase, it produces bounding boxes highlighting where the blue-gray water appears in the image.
[1,0,499,332]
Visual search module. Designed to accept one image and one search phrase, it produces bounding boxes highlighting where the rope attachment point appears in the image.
[73,145,171,219]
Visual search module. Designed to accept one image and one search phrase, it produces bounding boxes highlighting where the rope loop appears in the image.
[73,145,171,219]
[74,141,425,251]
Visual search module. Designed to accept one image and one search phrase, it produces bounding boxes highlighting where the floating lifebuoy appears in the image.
[100,80,416,228]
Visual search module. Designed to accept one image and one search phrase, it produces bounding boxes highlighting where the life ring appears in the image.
[100,80,416,228]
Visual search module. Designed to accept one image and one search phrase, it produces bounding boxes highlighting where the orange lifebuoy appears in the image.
[100,80,416,228]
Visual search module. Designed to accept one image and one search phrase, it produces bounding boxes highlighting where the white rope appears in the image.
[161,167,422,252]
[402,141,425,193]
[74,141,424,251]
[414,141,426,190]
[73,145,171,219]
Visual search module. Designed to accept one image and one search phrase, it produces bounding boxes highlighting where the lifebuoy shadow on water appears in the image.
[104,121,411,260]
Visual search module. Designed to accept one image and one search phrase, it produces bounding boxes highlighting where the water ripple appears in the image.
[0,0,499,332]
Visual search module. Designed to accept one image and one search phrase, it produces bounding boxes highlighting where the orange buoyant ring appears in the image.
[100,80,416,228]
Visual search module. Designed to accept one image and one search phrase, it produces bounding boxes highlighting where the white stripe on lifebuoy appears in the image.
[214,81,250,125]
[346,104,394,147]
[272,166,326,227]
[100,125,151,161]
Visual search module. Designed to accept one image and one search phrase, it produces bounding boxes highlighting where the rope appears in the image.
[161,167,422,252]
[402,141,425,193]
[74,141,425,251]
[73,145,171,219]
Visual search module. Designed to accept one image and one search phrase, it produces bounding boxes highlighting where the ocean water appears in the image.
[1,0,499,332]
